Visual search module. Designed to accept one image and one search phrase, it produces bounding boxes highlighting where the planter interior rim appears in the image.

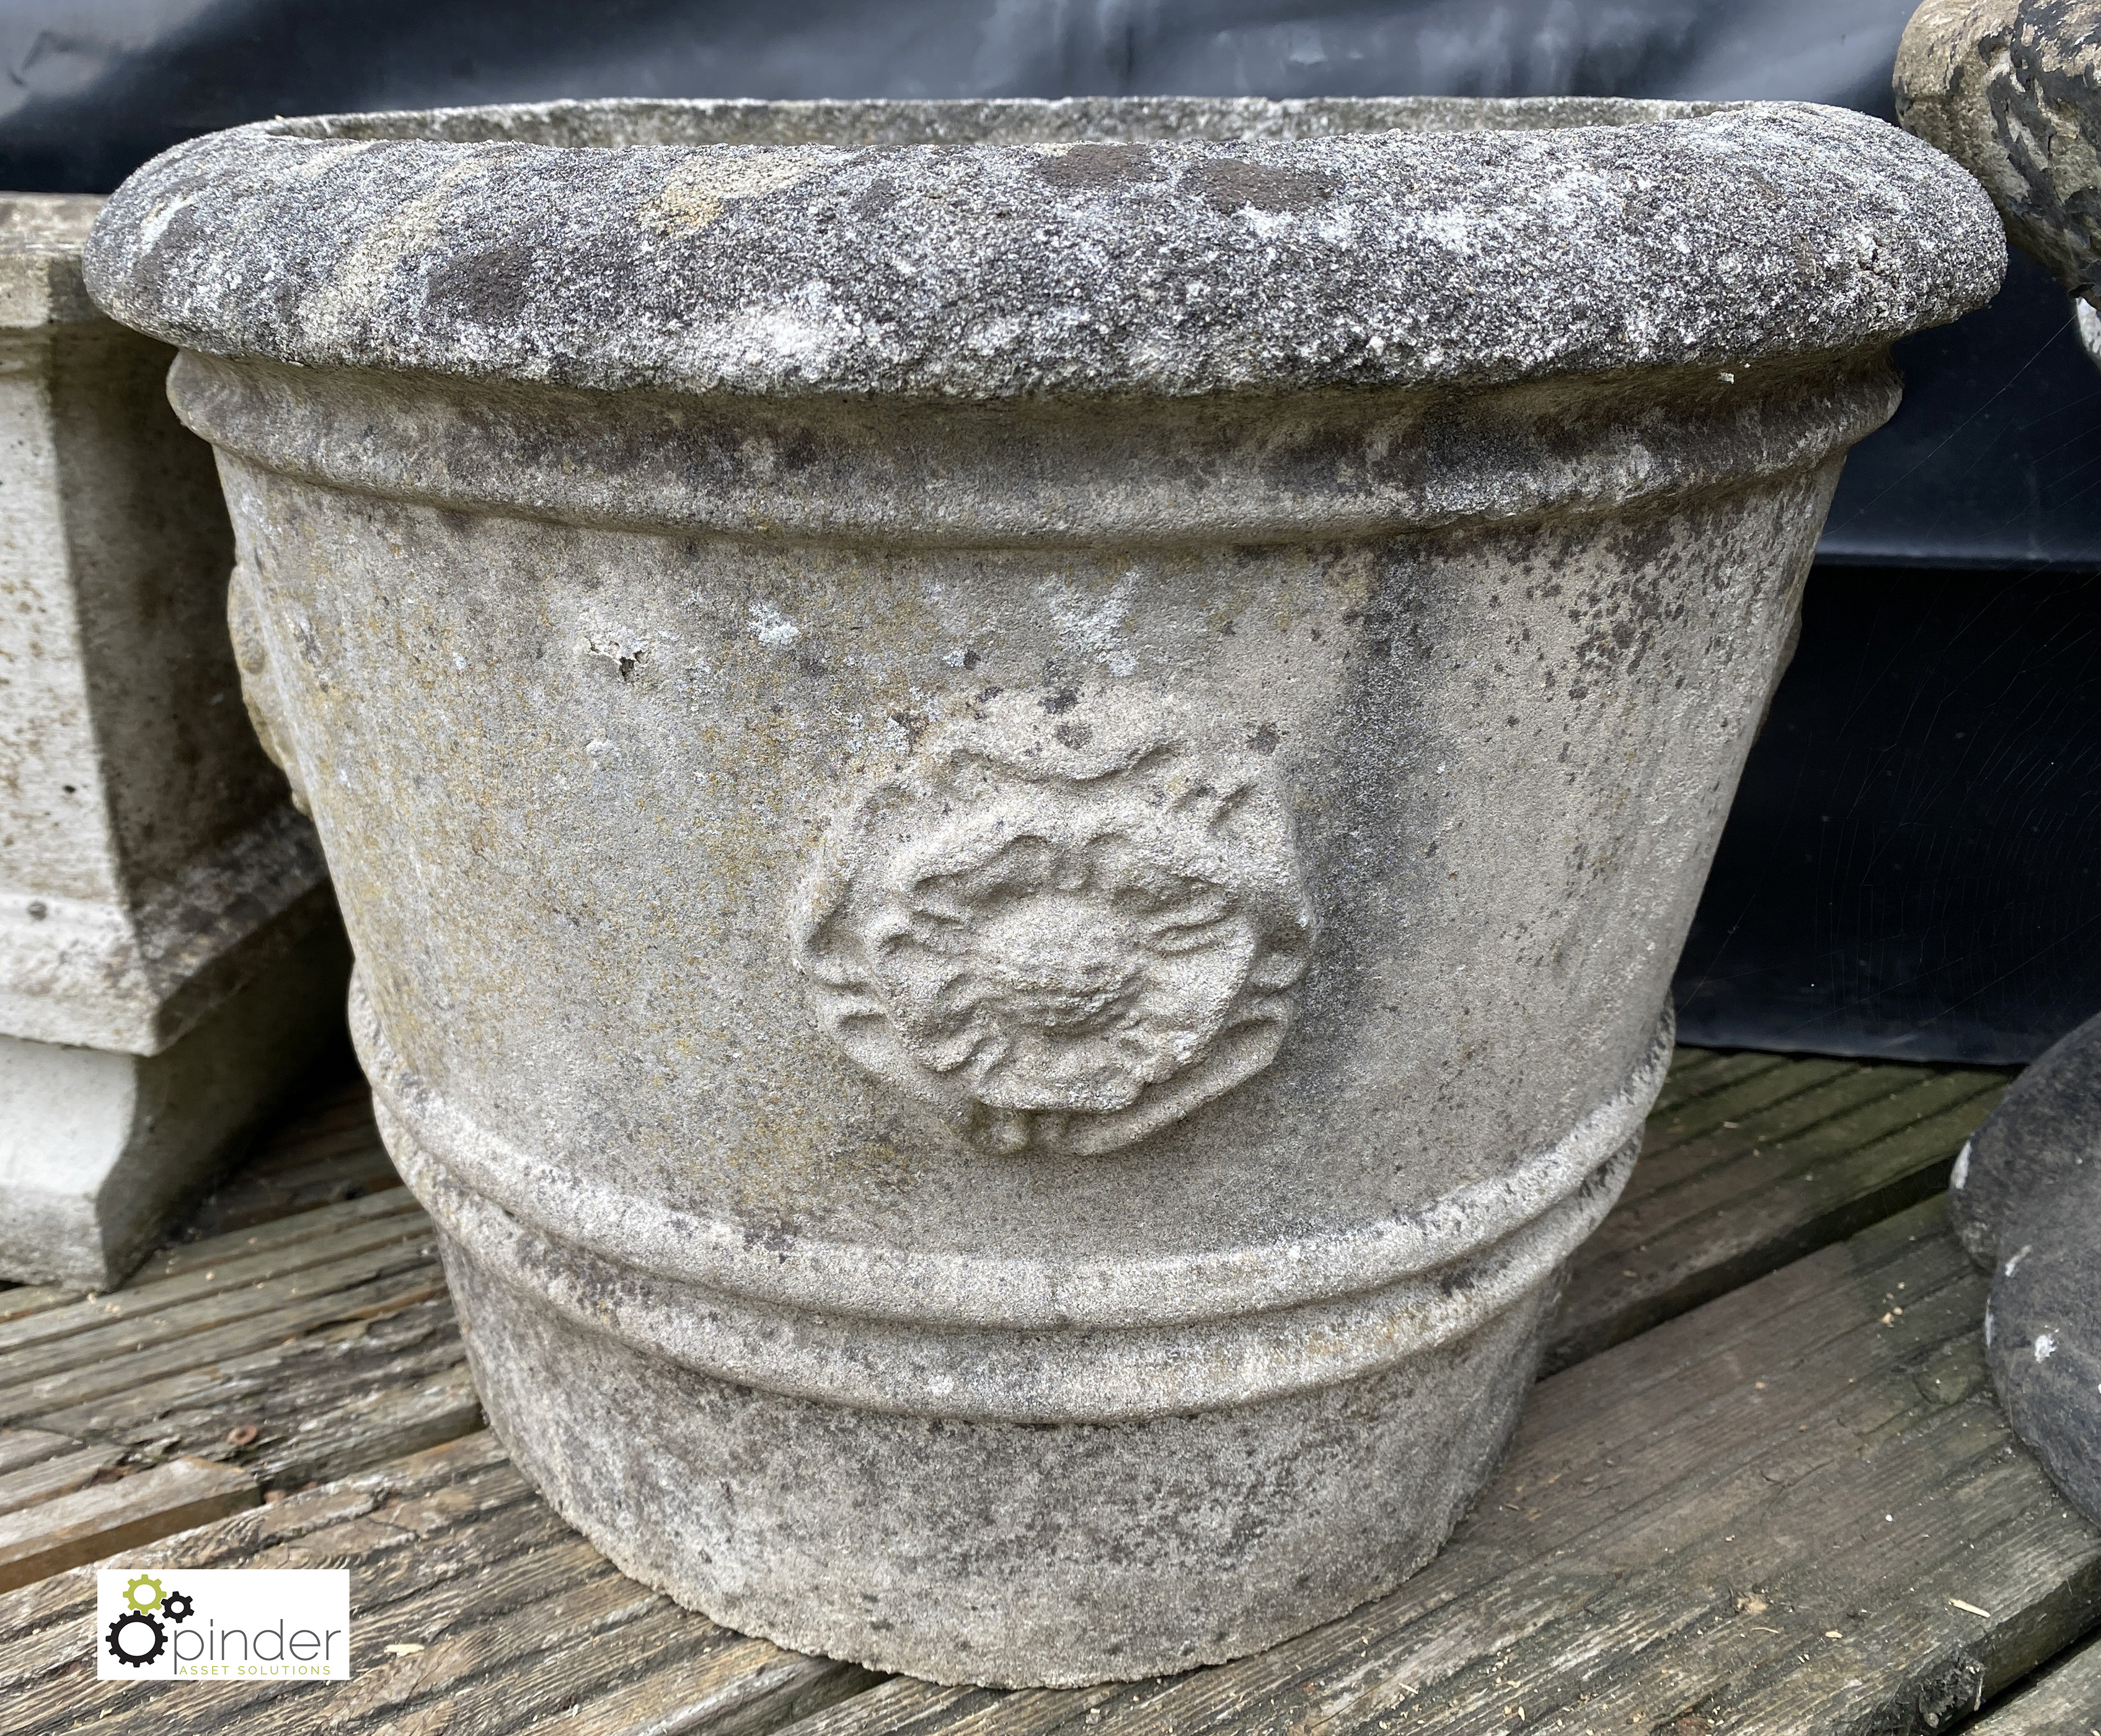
[256,92,1739,146]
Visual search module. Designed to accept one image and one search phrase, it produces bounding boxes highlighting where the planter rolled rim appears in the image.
[82,94,2003,404]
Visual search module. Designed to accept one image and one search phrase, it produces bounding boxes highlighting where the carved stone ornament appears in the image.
[794,686,1316,1155]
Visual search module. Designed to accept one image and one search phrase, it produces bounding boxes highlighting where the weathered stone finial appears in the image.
[1896,0,2101,302]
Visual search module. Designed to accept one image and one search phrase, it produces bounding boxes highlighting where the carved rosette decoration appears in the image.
[793,687,1317,1155]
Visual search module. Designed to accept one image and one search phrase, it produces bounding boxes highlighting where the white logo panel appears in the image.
[97,1567,352,1680]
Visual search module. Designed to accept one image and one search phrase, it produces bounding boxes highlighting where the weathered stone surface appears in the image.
[1948,1005,2101,1266]
[443,1232,1554,1688]
[1897,0,2101,300]
[85,97,1997,402]
[1988,1154,2101,1527]
[86,97,2002,1687]
[1942,996,2101,1532]
[0,194,332,1054]
[0,193,346,1286]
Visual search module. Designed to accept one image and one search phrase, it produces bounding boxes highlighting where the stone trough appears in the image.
[83,95,2000,1685]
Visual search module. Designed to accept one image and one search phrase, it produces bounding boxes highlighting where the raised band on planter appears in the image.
[85,95,2001,1686]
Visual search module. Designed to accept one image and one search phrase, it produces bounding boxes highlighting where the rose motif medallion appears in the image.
[792,685,1316,1154]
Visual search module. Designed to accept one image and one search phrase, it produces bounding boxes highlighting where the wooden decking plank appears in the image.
[1699,1496,2101,1734]
[1541,1189,1963,1433]
[0,1442,123,1515]
[1345,1401,2060,1730]
[5,1468,593,1732]
[1387,1247,2071,1725]
[1625,1063,1996,1215]
[0,1428,81,1476]
[1621,1065,2002,1245]
[1541,1195,1972,1458]
[132,1184,425,1285]
[1645,1049,1794,1117]
[283,1558,673,1732]
[0,1203,436,1365]
[783,1681,1128,1736]
[265,1464,545,1581]
[182,1152,402,1240]
[1588,1090,1995,1311]
[0,1456,257,1593]
[1539,1264,1983,1531]
[366,1604,741,1736]
[0,1426,852,1736]
[1970,1629,2101,1733]
[24,1521,679,1734]
[1635,1054,1864,1157]
[1549,1080,2002,1370]
[245,1352,482,1491]
[785,1680,984,1736]
[349,1533,630,1650]
[0,1262,447,1425]
[539,1645,876,1736]
[29,1297,475,1489]
[173,1073,403,1243]
[0,1430,515,1680]
[0,1442,533,1729]
[1524,1465,2095,1735]
[1542,1053,2003,1372]
[0,1284,84,1326]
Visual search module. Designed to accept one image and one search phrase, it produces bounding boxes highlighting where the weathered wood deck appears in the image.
[4,1046,2097,1734]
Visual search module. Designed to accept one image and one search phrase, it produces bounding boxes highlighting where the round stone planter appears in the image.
[86,95,1999,1686]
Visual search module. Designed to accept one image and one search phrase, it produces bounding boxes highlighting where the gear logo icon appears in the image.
[122,1573,165,1613]
[105,1610,167,1667]
[160,1590,194,1623]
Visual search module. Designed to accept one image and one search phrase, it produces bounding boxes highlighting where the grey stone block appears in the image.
[0,917,350,1290]
[0,193,343,1285]
[85,96,2002,1685]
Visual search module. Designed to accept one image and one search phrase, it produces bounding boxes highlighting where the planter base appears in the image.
[0,917,350,1289]
[374,983,1650,1685]
[443,1236,1553,1688]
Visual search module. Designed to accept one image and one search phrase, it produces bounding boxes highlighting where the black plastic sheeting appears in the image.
[1689,240,2101,1062]
[1822,251,2101,568]
[1,0,2095,1059]
[1676,563,2101,1063]
[0,0,1926,190]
